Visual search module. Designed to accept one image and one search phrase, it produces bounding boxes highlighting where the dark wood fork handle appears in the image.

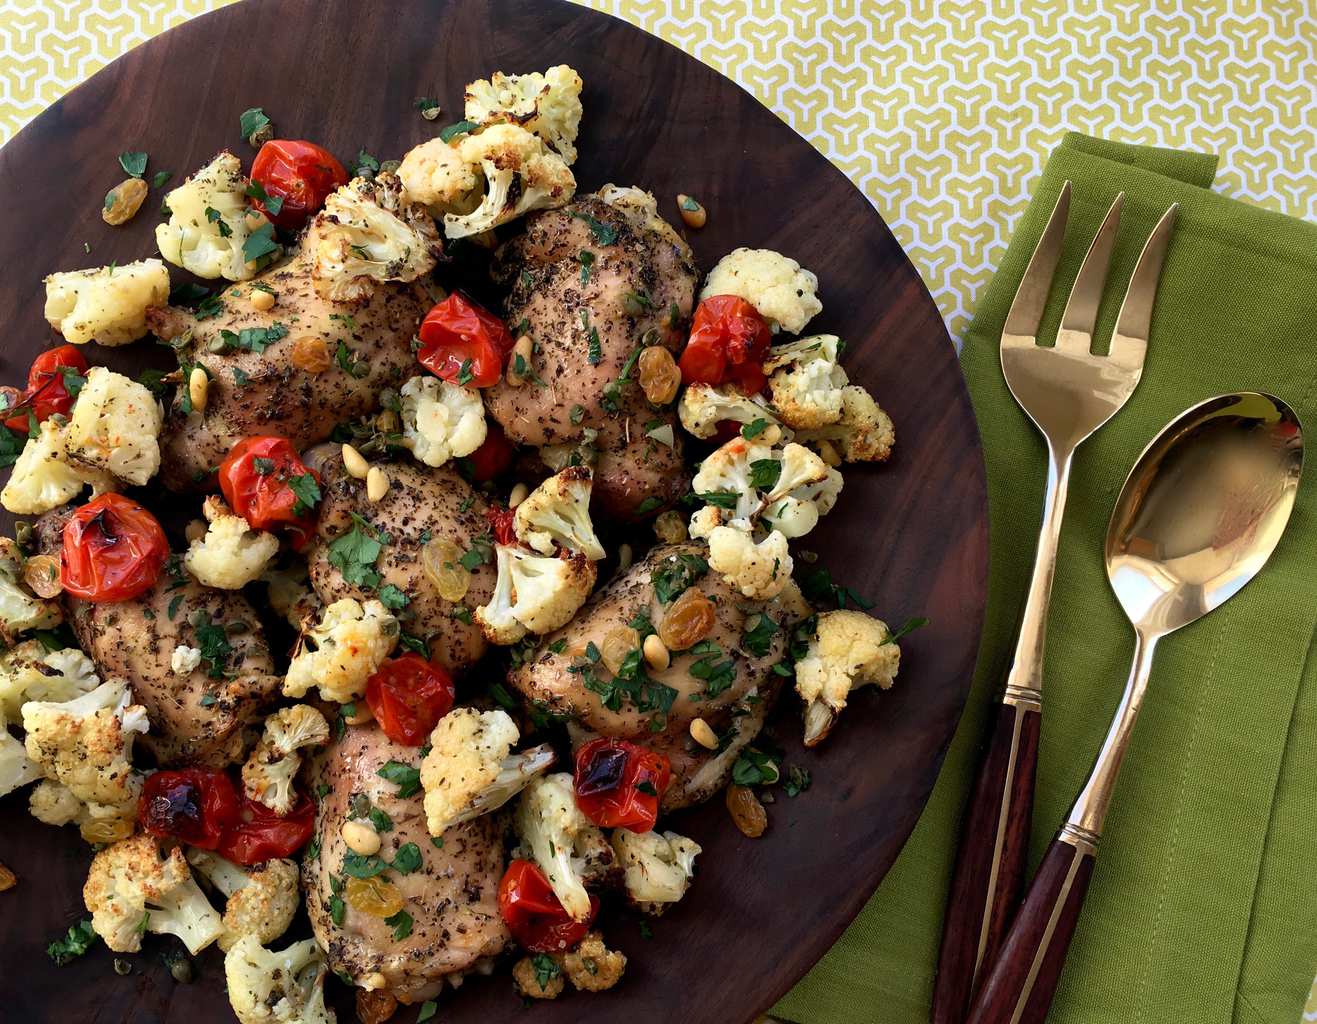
[965,835,1096,1024]
[931,700,1041,1024]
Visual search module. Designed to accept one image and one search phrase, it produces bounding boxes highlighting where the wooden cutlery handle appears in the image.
[931,700,1041,1024]
[965,835,1096,1024]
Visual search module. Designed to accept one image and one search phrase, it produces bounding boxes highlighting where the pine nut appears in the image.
[188,367,209,412]
[508,482,530,509]
[342,444,369,479]
[642,633,670,671]
[366,466,389,502]
[817,439,842,467]
[506,334,534,387]
[185,519,208,544]
[617,543,633,572]
[343,702,375,726]
[689,717,718,750]
[361,972,389,992]
[676,194,707,229]
[341,820,381,856]
[761,424,782,445]
[249,288,276,312]
[244,210,266,232]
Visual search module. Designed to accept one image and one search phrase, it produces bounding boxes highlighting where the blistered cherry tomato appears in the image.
[572,738,672,833]
[249,139,348,230]
[465,421,515,481]
[498,858,597,953]
[139,769,240,849]
[216,792,316,865]
[417,294,515,388]
[60,494,169,602]
[4,345,88,432]
[364,654,456,746]
[218,435,320,545]
[678,295,772,394]
[484,505,517,546]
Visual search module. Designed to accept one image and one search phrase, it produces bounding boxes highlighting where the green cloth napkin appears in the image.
[775,133,1317,1024]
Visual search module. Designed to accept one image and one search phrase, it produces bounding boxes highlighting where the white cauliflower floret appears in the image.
[443,123,576,240]
[83,834,224,954]
[762,466,844,540]
[513,466,605,560]
[1,418,114,515]
[185,498,279,589]
[690,438,834,544]
[677,383,784,441]
[397,136,482,215]
[690,437,771,528]
[465,65,583,163]
[514,773,614,925]
[0,538,61,641]
[283,598,398,703]
[1,713,41,797]
[156,152,274,282]
[171,644,203,675]
[44,257,170,345]
[309,173,442,303]
[764,335,848,429]
[0,640,99,719]
[241,705,330,815]
[187,850,300,953]
[794,609,901,746]
[611,829,701,909]
[29,778,83,825]
[595,184,688,253]
[701,247,822,334]
[706,525,792,600]
[63,366,163,486]
[400,374,487,467]
[224,934,334,1024]
[475,545,596,645]
[793,384,896,463]
[421,708,555,835]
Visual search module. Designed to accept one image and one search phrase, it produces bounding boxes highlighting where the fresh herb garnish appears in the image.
[578,249,595,284]
[377,583,410,610]
[784,764,812,797]
[218,323,288,354]
[634,496,664,516]
[245,179,284,217]
[329,876,346,925]
[696,490,740,511]
[749,458,782,491]
[742,613,780,657]
[569,211,619,246]
[587,327,602,366]
[288,473,321,516]
[194,615,233,678]
[335,340,369,378]
[886,616,929,644]
[414,97,442,120]
[327,513,385,589]
[439,119,479,143]
[569,404,585,425]
[732,747,781,786]
[390,843,422,874]
[800,567,872,610]
[378,760,421,798]
[651,551,709,604]
[47,919,97,965]
[205,206,232,237]
[150,170,172,189]
[239,107,270,142]
[531,953,562,991]
[456,358,474,386]
[241,221,280,264]
[741,418,769,439]
[119,151,148,178]
[353,149,381,178]
[342,852,389,879]
[385,909,413,940]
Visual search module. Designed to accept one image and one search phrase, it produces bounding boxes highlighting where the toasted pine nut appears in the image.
[817,439,842,467]
[506,334,534,387]
[185,519,208,544]
[360,972,389,992]
[342,444,369,479]
[508,482,530,509]
[0,860,14,891]
[366,466,389,502]
[188,367,209,412]
[341,819,380,856]
[690,717,718,750]
[642,633,670,672]
[617,543,633,572]
[343,702,375,726]
[677,194,707,229]
[249,288,276,312]
[761,424,782,445]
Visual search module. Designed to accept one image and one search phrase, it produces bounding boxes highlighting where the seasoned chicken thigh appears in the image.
[303,724,509,1003]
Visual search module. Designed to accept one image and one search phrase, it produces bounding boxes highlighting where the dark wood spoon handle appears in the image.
[964,834,1096,1024]
[931,700,1041,1024]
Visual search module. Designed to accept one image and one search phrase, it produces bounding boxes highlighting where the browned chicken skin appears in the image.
[303,724,509,1002]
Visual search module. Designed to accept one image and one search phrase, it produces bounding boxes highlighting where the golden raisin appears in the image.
[22,554,61,598]
[82,816,133,845]
[290,335,332,374]
[658,587,715,651]
[637,346,680,406]
[345,875,405,918]
[726,784,767,838]
[422,537,471,602]
[599,627,639,674]
[652,510,688,545]
[356,988,399,1024]
[0,860,15,892]
[101,177,148,225]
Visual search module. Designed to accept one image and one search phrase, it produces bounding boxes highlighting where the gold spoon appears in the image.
[966,391,1304,1024]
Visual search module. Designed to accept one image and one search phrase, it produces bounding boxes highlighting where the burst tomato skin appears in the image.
[465,422,515,481]
[365,654,456,746]
[60,494,169,602]
[138,769,240,849]
[216,792,316,865]
[218,435,319,543]
[4,345,88,432]
[249,140,347,229]
[417,294,515,388]
[678,295,772,394]
[497,858,597,953]
[572,738,672,833]
[484,505,517,546]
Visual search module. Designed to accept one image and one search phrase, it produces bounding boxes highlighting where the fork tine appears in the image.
[1054,192,1125,354]
[1002,181,1072,346]
[1107,203,1179,370]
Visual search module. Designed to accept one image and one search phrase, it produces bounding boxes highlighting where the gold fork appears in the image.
[931,182,1178,1024]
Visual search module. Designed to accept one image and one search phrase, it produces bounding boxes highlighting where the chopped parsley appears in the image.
[456,358,474,386]
[218,322,287,354]
[288,473,321,516]
[459,534,493,571]
[167,594,184,620]
[47,919,97,965]
[342,852,389,879]
[150,169,172,189]
[578,249,596,284]
[439,119,479,143]
[252,457,275,475]
[58,366,86,398]
[205,205,232,237]
[335,340,369,378]
[569,210,619,246]
[194,615,233,678]
[353,148,381,178]
[569,404,586,425]
[232,367,250,388]
[399,630,431,658]
[244,179,284,217]
[784,765,812,797]
[415,97,442,119]
[622,289,654,316]
[241,221,280,264]
[377,583,410,610]
[887,616,929,643]
[390,842,422,874]
[417,1000,439,1022]
[800,567,872,610]
[634,496,664,516]
[688,640,736,699]
[531,954,562,991]
[327,513,385,589]
[239,107,270,142]
[385,909,413,940]
[732,747,781,786]
[695,490,740,511]
[118,151,147,178]
[378,760,421,798]
[652,551,709,604]
[749,458,782,491]
[742,613,780,657]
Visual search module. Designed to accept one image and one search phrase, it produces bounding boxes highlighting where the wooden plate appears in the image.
[0,1,988,1020]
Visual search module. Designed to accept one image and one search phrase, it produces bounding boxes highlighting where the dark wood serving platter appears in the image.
[0,1,988,1021]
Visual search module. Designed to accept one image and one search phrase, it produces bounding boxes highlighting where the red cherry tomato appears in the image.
[218,435,320,544]
[572,738,672,833]
[60,494,169,603]
[465,422,515,481]
[498,859,597,953]
[484,505,517,546]
[249,140,348,230]
[216,792,316,865]
[678,295,772,394]
[4,345,88,432]
[139,769,240,849]
[417,294,515,388]
[364,654,456,746]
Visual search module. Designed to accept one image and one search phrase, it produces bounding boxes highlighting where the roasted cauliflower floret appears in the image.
[421,707,555,835]
[595,184,689,253]
[611,829,701,911]
[701,247,822,334]
[28,778,83,824]
[397,136,482,215]
[283,598,398,704]
[241,705,330,815]
[513,466,605,560]
[0,538,61,641]
[793,384,896,463]
[0,640,98,719]
[187,850,300,952]
[514,773,615,926]
[223,934,334,1024]
[185,497,280,590]
[443,124,576,240]
[464,64,584,164]
[309,172,442,303]
[43,257,170,345]
[677,383,784,441]
[690,438,833,540]
[0,712,41,797]
[156,152,274,282]
[399,374,487,467]
[764,335,849,429]
[562,932,627,992]
[84,834,224,954]
[512,954,566,1000]
[475,545,596,645]
[63,367,163,486]
[706,525,792,600]
[762,465,844,540]
[794,609,901,746]
[1,418,114,515]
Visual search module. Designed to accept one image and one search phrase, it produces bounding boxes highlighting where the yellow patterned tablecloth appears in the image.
[1,0,1314,1019]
